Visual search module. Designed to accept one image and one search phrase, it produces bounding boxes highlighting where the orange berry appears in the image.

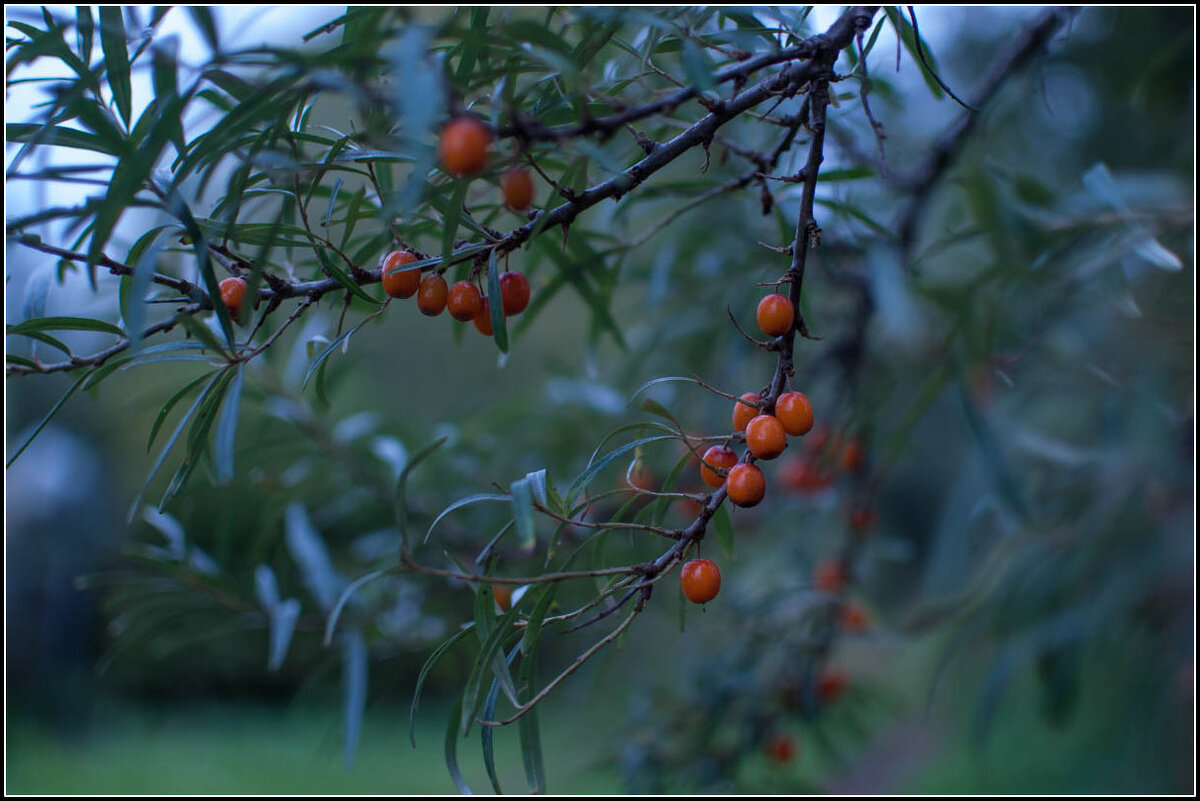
[756,294,794,337]
[839,601,870,632]
[628,462,655,491]
[219,276,247,321]
[439,115,490,176]
[765,734,797,765]
[778,456,833,493]
[680,558,721,604]
[746,415,787,460]
[447,280,483,321]
[501,167,535,211]
[381,250,421,299]
[726,463,765,508]
[417,273,448,316]
[846,503,877,533]
[840,438,865,474]
[814,560,845,594]
[498,271,531,316]
[806,424,831,455]
[700,445,738,488]
[492,584,513,612]
[732,392,761,433]
[473,296,494,336]
[774,391,814,437]
[817,668,848,704]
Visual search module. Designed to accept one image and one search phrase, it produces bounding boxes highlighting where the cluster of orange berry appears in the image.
[379,249,530,335]
[678,292,817,607]
[439,115,536,213]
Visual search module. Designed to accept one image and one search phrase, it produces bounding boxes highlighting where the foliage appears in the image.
[5,5,1193,794]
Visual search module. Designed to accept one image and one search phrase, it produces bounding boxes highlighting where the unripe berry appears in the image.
[439,116,490,176]
[726,463,765,508]
[700,445,738,488]
[219,276,248,321]
[447,280,483,322]
[745,415,787,460]
[774,391,814,436]
[417,273,448,316]
[498,271,531,316]
[501,167,535,211]
[732,392,761,433]
[680,558,721,604]
[756,294,794,337]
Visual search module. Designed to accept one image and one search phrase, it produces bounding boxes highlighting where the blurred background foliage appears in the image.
[5,5,1194,794]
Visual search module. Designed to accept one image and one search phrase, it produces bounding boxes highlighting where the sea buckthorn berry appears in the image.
[765,734,797,765]
[817,667,849,704]
[746,415,788,460]
[439,116,490,176]
[219,276,248,321]
[779,456,833,493]
[381,250,421,299]
[846,503,877,533]
[732,392,761,433]
[756,293,794,337]
[417,273,449,316]
[501,167,535,211]
[700,445,738,488]
[499,271,531,316]
[726,463,766,508]
[839,601,870,632]
[840,438,865,474]
[680,558,721,604]
[814,560,846,594]
[473,296,494,336]
[775,391,814,437]
[447,280,483,322]
[628,462,655,491]
[492,584,512,612]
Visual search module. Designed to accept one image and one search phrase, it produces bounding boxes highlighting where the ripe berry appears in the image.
[746,415,787,460]
[700,445,738,488]
[732,392,761,433]
[501,167,535,211]
[765,734,797,765]
[439,116,491,176]
[628,462,656,491]
[814,560,845,594]
[839,601,870,632]
[473,296,494,336]
[840,438,865,474]
[381,250,421,299]
[417,273,448,316]
[492,584,513,612]
[846,503,877,533]
[778,456,832,493]
[680,558,721,604]
[498,271,531,316]
[774,391,814,437]
[447,280,483,322]
[817,668,848,704]
[219,276,248,321]
[726,463,766,508]
[756,293,794,337]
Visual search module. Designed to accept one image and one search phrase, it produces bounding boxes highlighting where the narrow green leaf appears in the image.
[444,696,473,795]
[7,316,125,337]
[425,493,511,545]
[566,435,677,508]
[395,437,448,558]
[6,371,90,468]
[147,370,215,452]
[714,504,734,560]
[510,475,536,553]
[410,625,474,748]
[486,248,509,353]
[213,363,244,483]
[99,7,132,126]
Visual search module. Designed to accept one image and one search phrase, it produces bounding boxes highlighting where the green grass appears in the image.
[6,698,623,795]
